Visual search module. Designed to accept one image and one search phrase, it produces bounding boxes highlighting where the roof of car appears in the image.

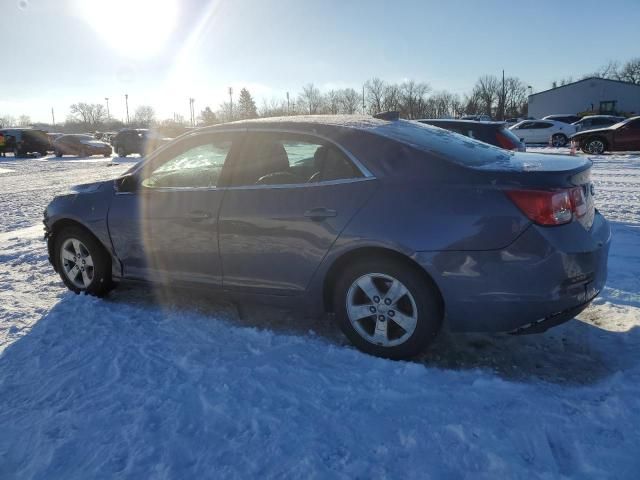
[418,119,506,126]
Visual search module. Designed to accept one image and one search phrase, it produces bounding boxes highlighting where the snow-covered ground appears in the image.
[0,149,639,478]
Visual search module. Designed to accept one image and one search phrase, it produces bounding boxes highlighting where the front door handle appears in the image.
[187,210,212,222]
[304,207,337,221]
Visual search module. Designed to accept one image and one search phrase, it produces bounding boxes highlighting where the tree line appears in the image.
[2,56,638,133]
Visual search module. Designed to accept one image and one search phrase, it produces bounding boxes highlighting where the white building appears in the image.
[528,77,640,119]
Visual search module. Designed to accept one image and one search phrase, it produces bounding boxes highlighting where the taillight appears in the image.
[495,131,517,150]
[506,189,578,225]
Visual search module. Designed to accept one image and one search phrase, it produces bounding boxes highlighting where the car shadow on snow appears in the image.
[84,278,638,387]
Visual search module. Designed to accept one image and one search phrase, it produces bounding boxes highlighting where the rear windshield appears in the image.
[370,120,512,167]
[498,126,521,143]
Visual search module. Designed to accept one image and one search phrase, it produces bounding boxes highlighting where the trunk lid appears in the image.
[473,152,595,230]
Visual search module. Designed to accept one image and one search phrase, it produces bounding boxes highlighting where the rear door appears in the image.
[218,130,376,295]
[614,119,640,151]
[512,121,535,143]
[108,131,239,285]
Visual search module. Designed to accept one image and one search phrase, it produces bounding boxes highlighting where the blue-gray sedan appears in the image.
[44,116,610,358]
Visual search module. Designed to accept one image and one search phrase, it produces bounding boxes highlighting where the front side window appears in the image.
[231,133,361,186]
[141,137,231,189]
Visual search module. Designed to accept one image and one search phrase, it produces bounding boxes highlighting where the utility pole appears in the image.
[51,107,55,127]
[124,94,130,124]
[228,87,233,121]
[189,97,195,126]
[105,97,110,120]
[286,91,290,115]
[501,69,505,120]
[362,85,365,114]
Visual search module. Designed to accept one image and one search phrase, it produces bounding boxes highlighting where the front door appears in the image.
[108,132,239,286]
[218,131,376,295]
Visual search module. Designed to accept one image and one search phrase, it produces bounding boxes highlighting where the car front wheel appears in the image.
[54,226,114,296]
[333,257,443,359]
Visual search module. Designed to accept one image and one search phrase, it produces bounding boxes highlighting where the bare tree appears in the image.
[474,75,500,117]
[364,78,385,114]
[400,80,430,119]
[325,90,341,114]
[504,77,528,118]
[17,115,32,127]
[298,83,322,114]
[619,58,640,84]
[339,88,360,114]
[133,105,155,127]
[0,115,16,128]
[70,103,107,127]
[259,98,289,118]
[381,83,402,112]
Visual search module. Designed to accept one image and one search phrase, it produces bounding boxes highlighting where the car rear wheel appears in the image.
[117,146,127,157]
[333,257,442,359]
[13,147,22,158]
[551,133,567,147]
[55,150,63,157]
[54,226,114,296]
[585,138,606,155]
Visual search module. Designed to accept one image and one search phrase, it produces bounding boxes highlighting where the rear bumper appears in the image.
[416,211,611,333]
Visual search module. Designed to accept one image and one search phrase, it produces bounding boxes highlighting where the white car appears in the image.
[509,119,577,147]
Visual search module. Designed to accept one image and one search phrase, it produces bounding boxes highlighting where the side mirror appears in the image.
[115,173,138,193]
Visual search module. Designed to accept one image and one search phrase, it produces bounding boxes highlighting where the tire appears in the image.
[585,137,607,155]
[103,152,111,158]
[53,226,115,297]
[39,150,48,157]
[551,133,567,147]
[333,257,443,359]
[117,146,127,157]
[55,150,63,157]
[13,147,22,158]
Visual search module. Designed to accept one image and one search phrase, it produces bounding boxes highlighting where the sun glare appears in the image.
[75,0,178,58]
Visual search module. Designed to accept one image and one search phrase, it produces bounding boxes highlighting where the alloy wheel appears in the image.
[346,273,418,347]
[551,134,566,147]
[587,140,605,154]
[60,237,94,289]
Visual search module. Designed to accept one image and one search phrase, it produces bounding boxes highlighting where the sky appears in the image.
[2,0,640,123]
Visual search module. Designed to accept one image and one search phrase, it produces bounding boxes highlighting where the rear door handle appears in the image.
[304,207,337,221]
[187,210,212,222]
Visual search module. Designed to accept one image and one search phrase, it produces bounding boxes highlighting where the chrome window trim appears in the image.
[115,176,375,195]
[118,126,377,193]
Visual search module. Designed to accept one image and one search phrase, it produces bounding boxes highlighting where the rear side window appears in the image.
[231,132,361,186]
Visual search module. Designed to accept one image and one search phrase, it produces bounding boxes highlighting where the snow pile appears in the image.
[1,151,639,478]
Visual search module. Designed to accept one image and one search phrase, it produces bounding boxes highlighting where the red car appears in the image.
[570,116,640,154]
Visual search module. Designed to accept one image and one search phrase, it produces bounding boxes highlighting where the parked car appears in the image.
[0,128,50,157]
[572,115,626,132]
[570,116,640,154]
[509,119,576,146]
[112,129,171,157]
[417,119,525,151]
[53,134,112,157]
[461,114,492,122]
[44,116,610,359]
[542,114,581,124]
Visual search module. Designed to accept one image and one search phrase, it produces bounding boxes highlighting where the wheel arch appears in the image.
[322,246,445,315]
[47,218,115,273]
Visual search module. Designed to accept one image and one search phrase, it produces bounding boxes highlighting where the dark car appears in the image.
[53,134,112,157]
[0,128,50,157]
[44,116,610,359]
[112,129,171,157]
[418,119,526,151]
[542,114,582,124]
[570,116,640,154]
[572,115,626,132]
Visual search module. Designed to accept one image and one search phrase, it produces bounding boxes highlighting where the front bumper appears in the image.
[416,212,611,333]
